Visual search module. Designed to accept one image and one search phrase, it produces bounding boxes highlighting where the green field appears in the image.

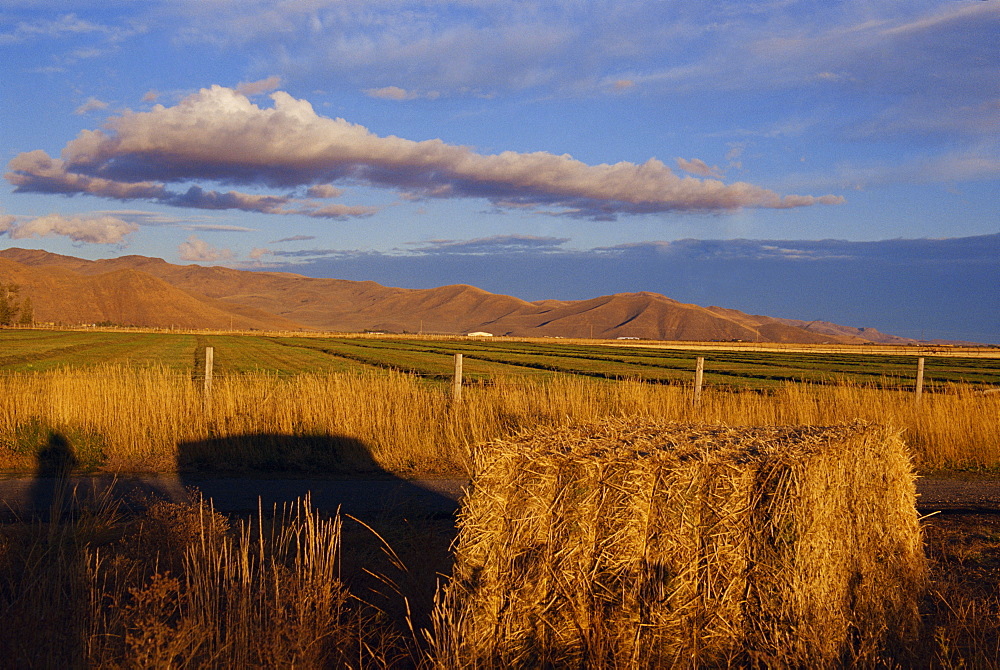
[2,329,1000,389]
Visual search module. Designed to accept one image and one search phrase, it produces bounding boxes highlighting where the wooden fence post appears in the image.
[204,346,214,409]
[453,353,463,403]
[915,357,925,405]
[693,356,705,407]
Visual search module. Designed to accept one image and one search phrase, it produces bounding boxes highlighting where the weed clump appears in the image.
[435,419,927,668]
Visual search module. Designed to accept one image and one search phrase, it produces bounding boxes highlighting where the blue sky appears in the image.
[1,1,998,341]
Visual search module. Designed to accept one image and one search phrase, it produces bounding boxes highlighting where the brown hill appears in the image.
[0,248,902,343]
[487,293,864,343]
[0,256,302,330]
[772,318,913,345]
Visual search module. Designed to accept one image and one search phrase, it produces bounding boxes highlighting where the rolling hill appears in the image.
[0,247,905,343]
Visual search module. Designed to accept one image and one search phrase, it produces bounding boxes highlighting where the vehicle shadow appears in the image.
[176,432,463,633]
[0,431,462,662]
[175,432,462,517]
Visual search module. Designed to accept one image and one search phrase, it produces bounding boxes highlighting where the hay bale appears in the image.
[433,420,926,668]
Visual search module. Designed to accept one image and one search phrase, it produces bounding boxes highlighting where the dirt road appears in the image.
[915,477,1000,512]
[0,474,466,519]
[0,475,996,519]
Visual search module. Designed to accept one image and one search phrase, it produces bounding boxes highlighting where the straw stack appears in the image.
[432,420,926,668]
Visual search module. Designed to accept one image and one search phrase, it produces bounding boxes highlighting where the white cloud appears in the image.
[364,86,417,101]
[409,234,571,255]
[306,184,343,198]
[306,203,381,218]
[725,143,745,170]
[6,86,843,220]
[178,234,233,262]
[181,224,255,232]
[0,11,147,53]
[235,75,282,96]
[160,0,999,152]
[0,213,137,244]
[0,13,107,45]
[174,2,578,94]
[676,158,722,178]
[621,3,1000,139]
[787,145,1000,192]
[363,86,440,101]
[90,209,213,227]
[74,96,108,115]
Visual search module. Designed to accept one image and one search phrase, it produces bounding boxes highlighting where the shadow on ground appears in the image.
[176,431,461,634]
[175,432,462,517]
[27,432,79,523]
[178,432,383,474]
[1,430,463,659]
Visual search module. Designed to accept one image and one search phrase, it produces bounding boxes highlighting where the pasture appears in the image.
[2,328,1000,389]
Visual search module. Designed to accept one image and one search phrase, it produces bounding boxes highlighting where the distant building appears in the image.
[467,331,494,337]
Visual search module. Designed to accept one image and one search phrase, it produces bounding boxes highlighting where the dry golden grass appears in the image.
[3,369,1000,668]
[0,491,412,668]
[433,419,926,668]
[1,366,999,474]
[2,487,998,668]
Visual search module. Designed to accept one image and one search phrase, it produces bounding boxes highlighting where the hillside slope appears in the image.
[0,257,303,330]
[0,248,898,343]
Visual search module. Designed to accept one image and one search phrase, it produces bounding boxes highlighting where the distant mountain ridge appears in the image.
[0,247,914,343]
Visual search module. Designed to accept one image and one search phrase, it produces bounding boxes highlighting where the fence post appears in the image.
[693,356,705,407]
[453,353,463,403]
[915,357,925,405]
[204,346,214,409]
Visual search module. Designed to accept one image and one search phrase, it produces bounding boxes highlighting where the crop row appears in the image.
[1,329,999,389]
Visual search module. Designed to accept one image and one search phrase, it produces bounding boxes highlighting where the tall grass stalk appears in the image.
[1,366,998,473]
[0,491,412,667]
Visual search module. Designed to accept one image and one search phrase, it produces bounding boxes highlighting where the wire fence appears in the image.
[4,353,996,398]
[3,328,1000,393]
